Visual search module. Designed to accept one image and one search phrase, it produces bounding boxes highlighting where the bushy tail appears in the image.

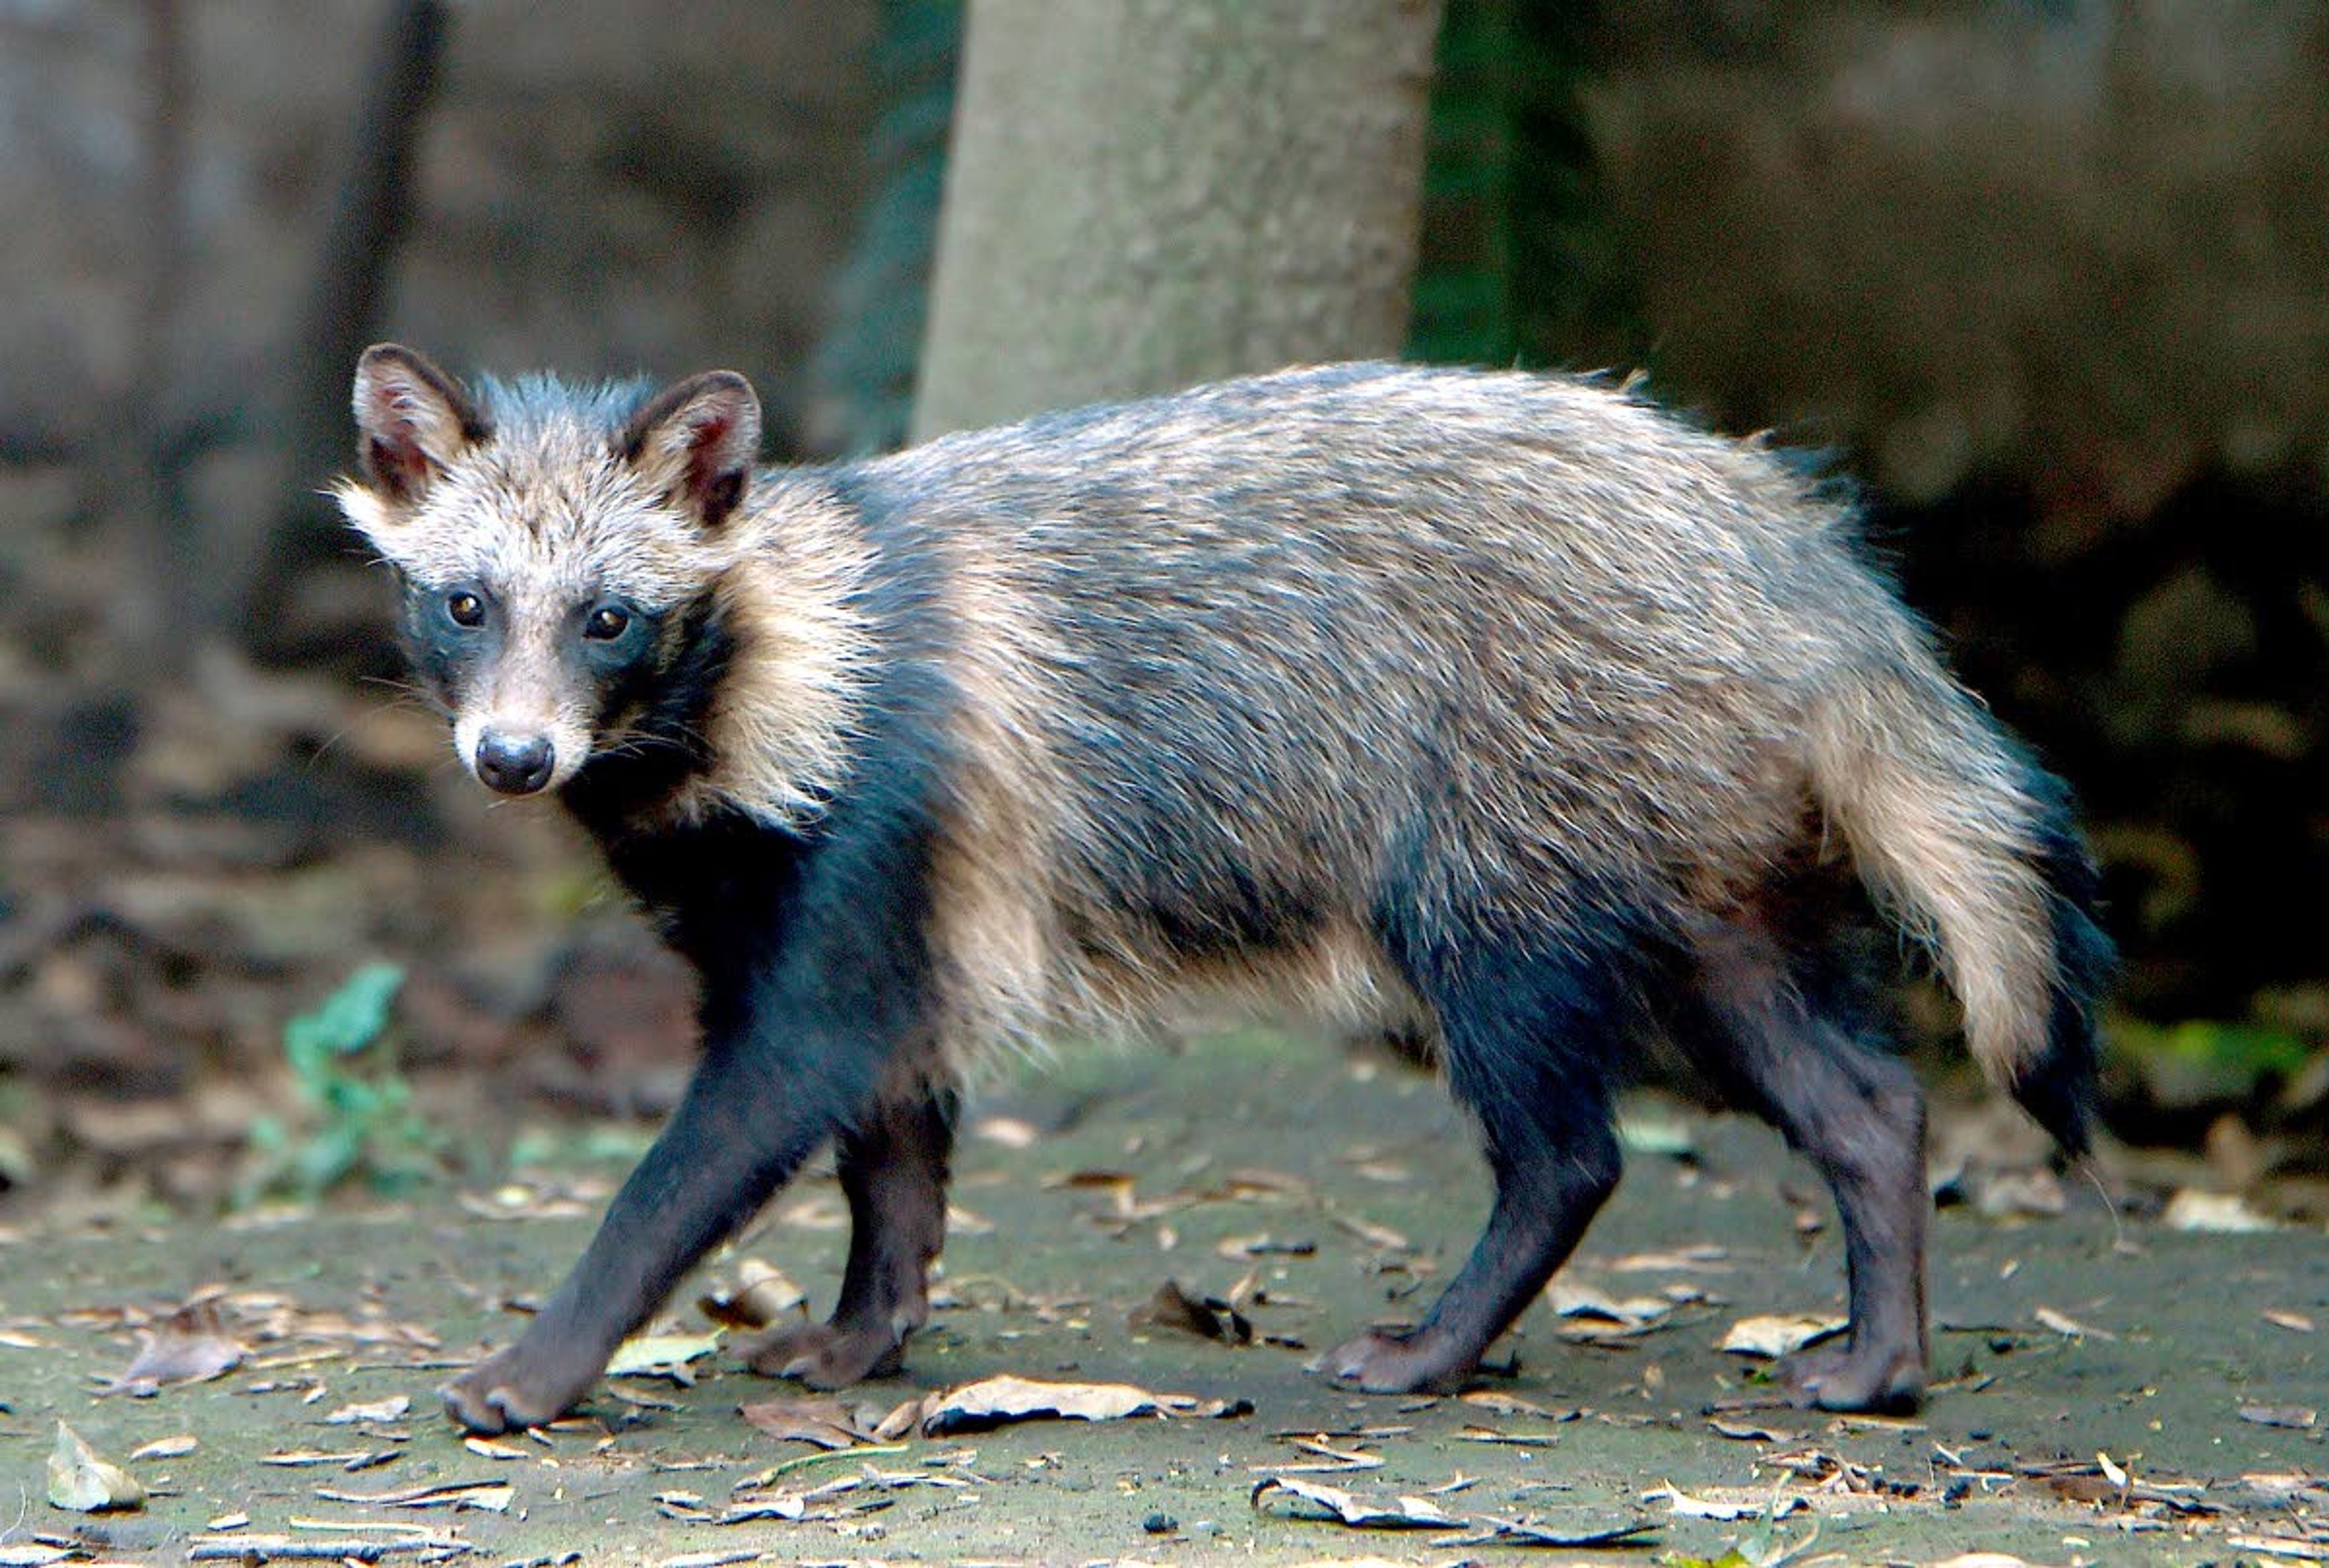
[1807,655,2114,1153]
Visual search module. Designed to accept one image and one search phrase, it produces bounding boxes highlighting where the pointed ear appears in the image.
[352,344,492,502]
[619,370,762,529]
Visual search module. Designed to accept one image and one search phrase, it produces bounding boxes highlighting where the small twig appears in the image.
[188,1534,468,1561]
[739,1442,912,1489]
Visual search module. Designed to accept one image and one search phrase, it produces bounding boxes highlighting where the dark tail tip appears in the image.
[2009,774,2116,1157]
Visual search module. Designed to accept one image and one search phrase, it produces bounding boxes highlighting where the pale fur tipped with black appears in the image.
[343,348,2110,1433]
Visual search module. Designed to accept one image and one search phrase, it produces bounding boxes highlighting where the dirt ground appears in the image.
[2,1030,2323,1566]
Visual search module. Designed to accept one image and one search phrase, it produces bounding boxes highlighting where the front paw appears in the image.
[738,1319,905,1389]
[440,1341,601,1433]
[1321,1326,1478,1394]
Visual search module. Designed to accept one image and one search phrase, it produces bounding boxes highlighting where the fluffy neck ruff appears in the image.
[664,477,879,830]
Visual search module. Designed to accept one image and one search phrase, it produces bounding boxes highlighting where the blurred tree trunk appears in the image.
[801,0,961,458]
[113,0,189,661]
[913,0,1444,440]
[242,0,449,659]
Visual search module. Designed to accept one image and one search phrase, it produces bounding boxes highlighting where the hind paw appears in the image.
[738,1319,906,1389]
[1766,1341,1926,1414]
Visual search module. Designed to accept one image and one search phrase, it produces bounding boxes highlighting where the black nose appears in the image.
[475,730,555,795]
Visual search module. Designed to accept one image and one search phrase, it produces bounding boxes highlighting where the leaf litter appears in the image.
[1254,1474,1656,1549]
[1251,1475,1458,1529]
[47,1421,147,1512]
[694,1258,808,1330]
[913,1373,1252,1435]
[739,1393,881,1450]
[1718,1313,1846,1359]
[312,1476,513,1512]
[603,1328,722,1382]
[1129,1276,1254,1344]
[98,1294,246,1395]
[323,1393,412,1424]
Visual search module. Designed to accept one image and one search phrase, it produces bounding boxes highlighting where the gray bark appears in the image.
[913,0,1443,440]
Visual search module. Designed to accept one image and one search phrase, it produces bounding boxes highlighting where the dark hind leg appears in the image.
[739,1074,958,1388]
[1681,917,1929,1413]
[1326,933,1627,1393]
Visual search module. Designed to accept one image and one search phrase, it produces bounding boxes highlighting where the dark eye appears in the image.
[583,605,631,642]
[446,591,485,628]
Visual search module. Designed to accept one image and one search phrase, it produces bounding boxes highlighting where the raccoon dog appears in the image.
[341,344,2111,1434]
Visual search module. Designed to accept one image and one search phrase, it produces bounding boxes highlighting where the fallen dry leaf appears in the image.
[1718,1314,1846,1359]
[321,1393,411,1425]
[604,1328,721,1381]
[2162,1188,2277,1232]
[1206,1167,1314,1202]
[916,1373,1251,1435]
[1328,1211,1411,1252]
[47,1421,147,1512]
[1617,1110,1697,1157]
[1641,1483,1806,1522]
[1453,1427,1566,1447]
[1131,1278,1253,1344]
[1603,1244,1730,1273]
[740,1394,878,1450]
[314,1478,513,1512]
[718,1492,807,1523]
[945,1201,995,1236]
[2224,1536,2328,1563]
[459,1184,592,1221]
[1437,1510,1659,1549]
[1251,1474,1457,1529]
[872,1396,925,1442]
[696,1259,808,1330]
[1216,1231,1316,1259]
[2034,1305,2114,1340]
[1457,1389,1575,1421]
[127,1433,198,1461]
[463,1435,534,1460]
[102,1297,244,1395]
[0,1544,73,1567]
[2239,1404,2319,1430]
[972,1114,1038,1148]
[1546,1279,1677,1341]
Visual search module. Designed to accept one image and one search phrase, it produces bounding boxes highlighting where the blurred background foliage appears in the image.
[0,0,2321,1211]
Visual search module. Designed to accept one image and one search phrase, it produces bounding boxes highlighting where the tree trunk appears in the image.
[243,0,450,657]
[912,0,1444,441]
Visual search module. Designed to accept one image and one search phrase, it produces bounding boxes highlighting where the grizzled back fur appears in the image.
[342,353,2108,1146]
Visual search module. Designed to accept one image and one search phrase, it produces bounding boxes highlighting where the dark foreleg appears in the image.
[440,1040,852,1433]
[739,1074,958,1387]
